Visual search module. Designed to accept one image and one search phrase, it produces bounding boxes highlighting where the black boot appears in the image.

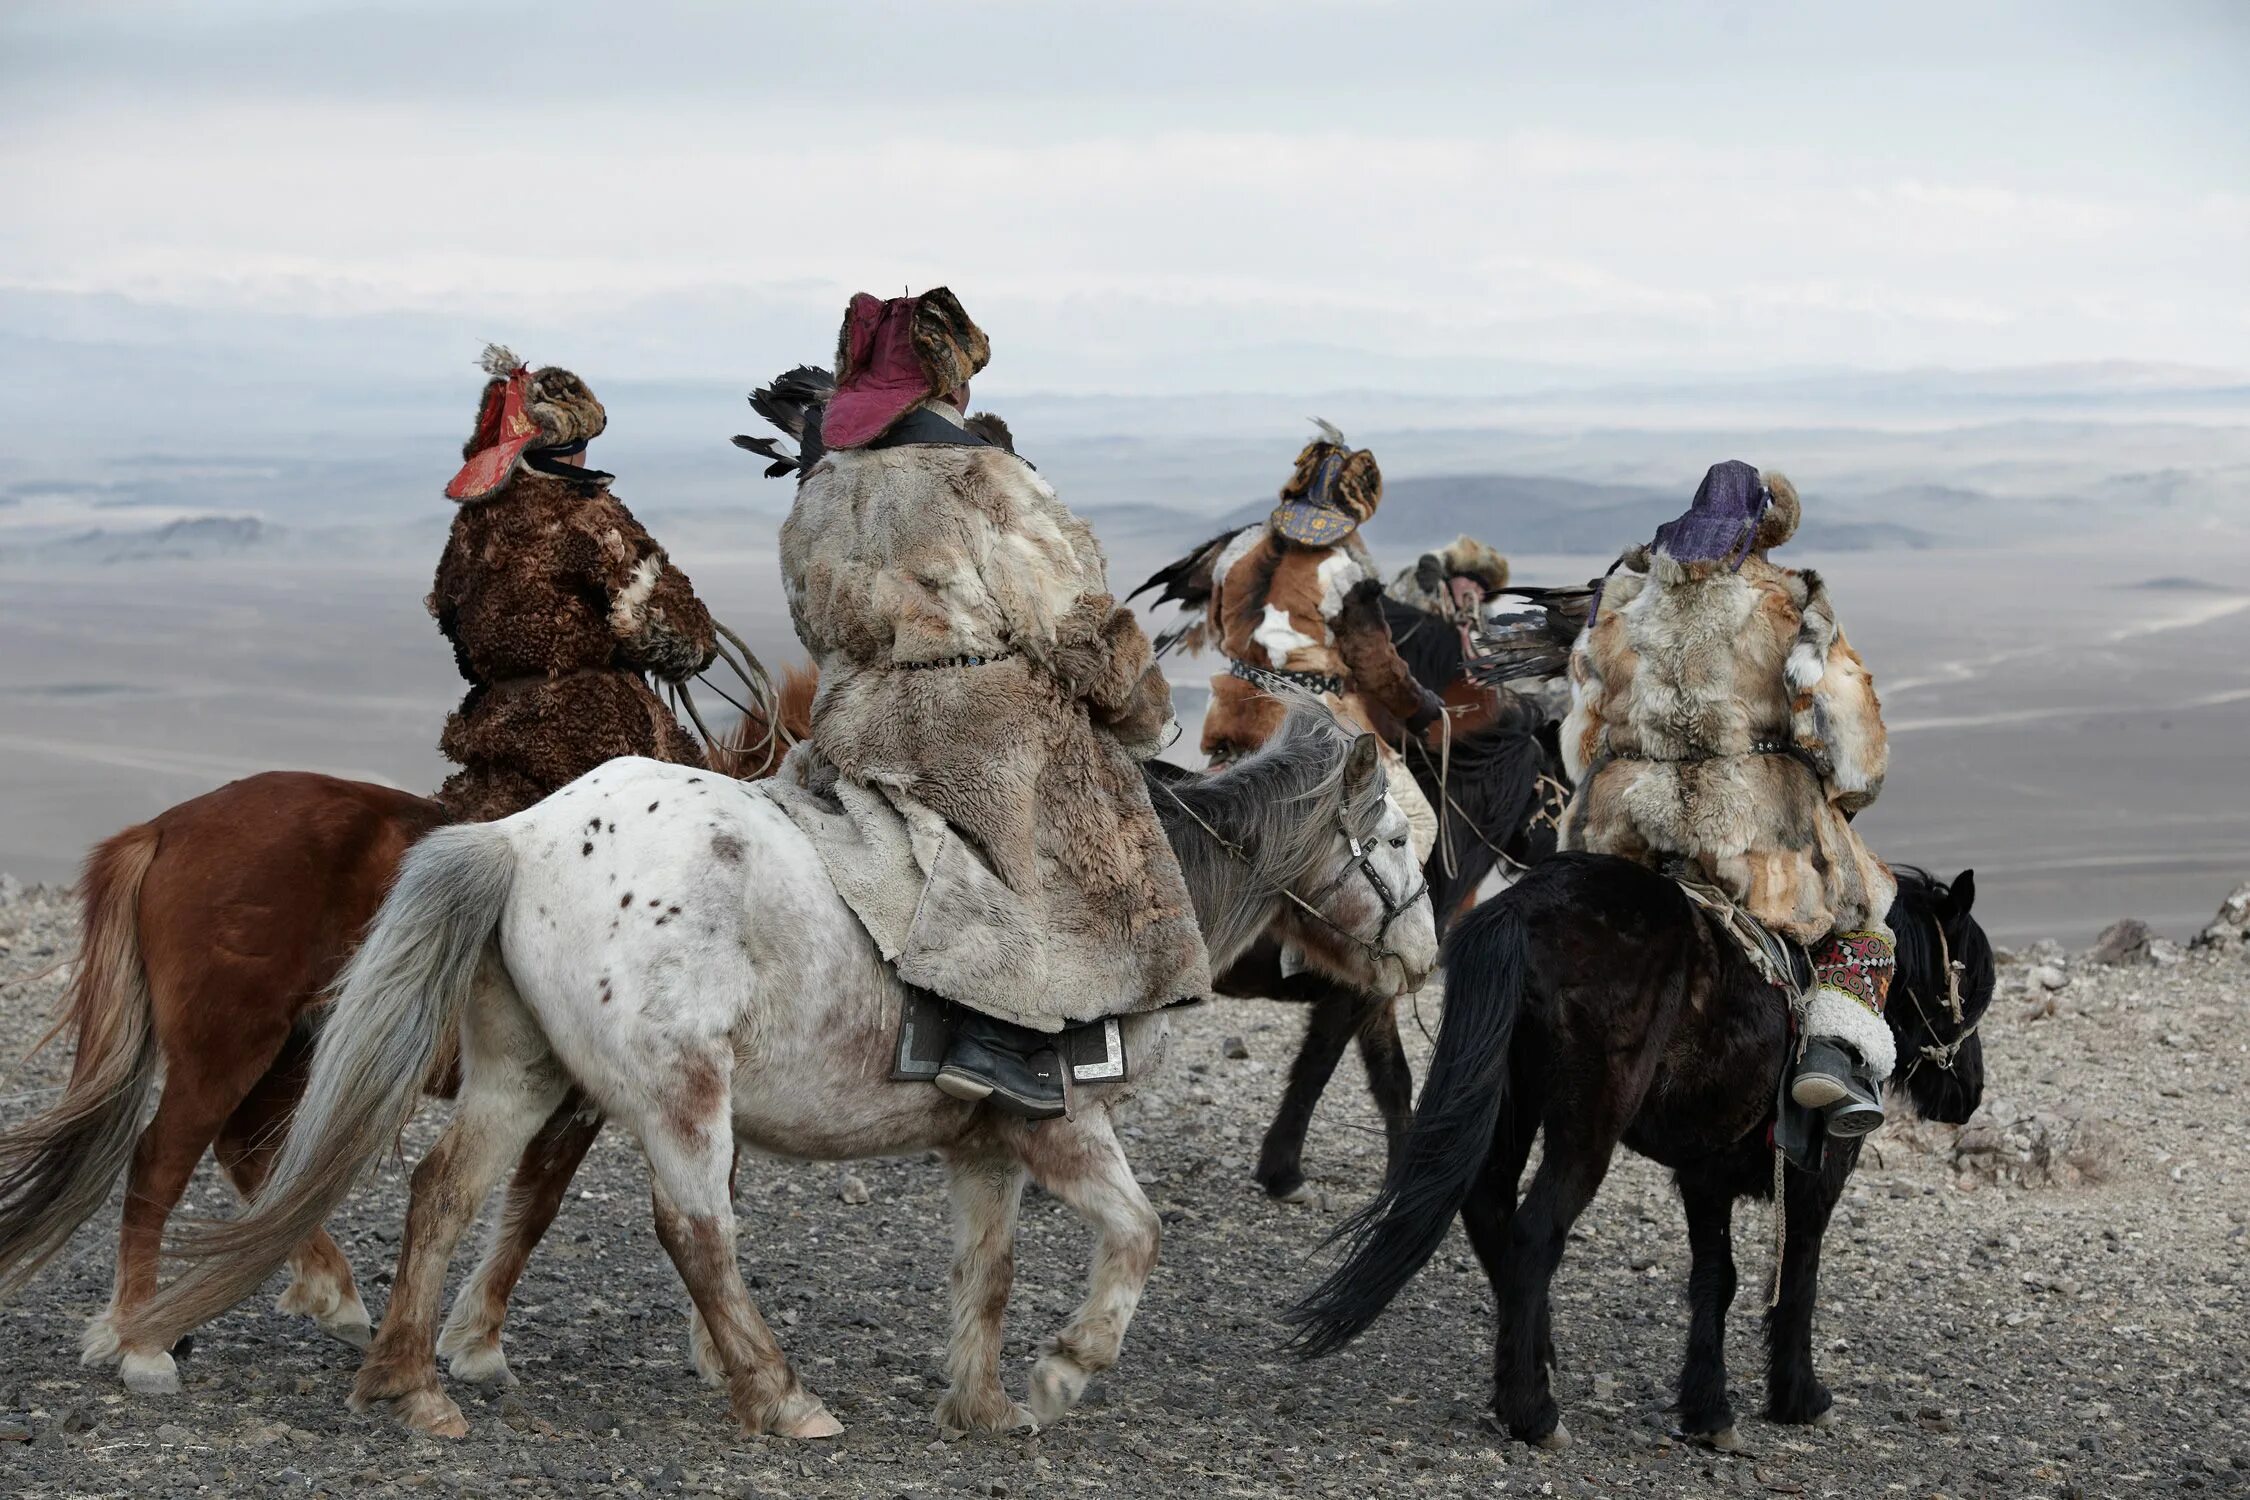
[935,1012,1067,1121]
[1789,1039,1885,1138]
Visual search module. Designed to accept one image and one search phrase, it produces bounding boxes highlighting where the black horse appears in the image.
[1289,858,1992,1449]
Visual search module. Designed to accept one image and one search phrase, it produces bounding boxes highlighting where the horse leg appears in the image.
[91,1021,292,1394]
[683,1147,743,1389]
[1014,1110,1161,1428]
[1460,1076,1554,1375]
[437,1093,603,1387]
[635,1046,837,1439]
[1254,985,1358,1203]
[1673,1171,1742,1448]
[1764,1156,1847,1426]
[1352,998,1414,1173]
[212,1057,372,1351]
[933,1152,1034,1437]
[350,981,566,1437]
[1493,1093,1632,1449]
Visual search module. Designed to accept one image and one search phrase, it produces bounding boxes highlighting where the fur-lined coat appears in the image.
[1558,547,1892,942]
[430,470,716,821]
[776,411,1211,1030]
[1200,527,1434,761]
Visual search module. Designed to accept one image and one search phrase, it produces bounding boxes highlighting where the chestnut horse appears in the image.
[0,672,818,1394]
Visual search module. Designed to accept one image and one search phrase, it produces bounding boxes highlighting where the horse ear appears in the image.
[1343,732,1383,804]
[1949,869,1977,917]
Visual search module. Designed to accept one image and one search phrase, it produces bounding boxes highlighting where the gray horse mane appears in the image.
[1145,699,1385,967]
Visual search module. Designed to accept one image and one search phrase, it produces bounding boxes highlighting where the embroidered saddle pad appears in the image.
[889,987,1131,1085]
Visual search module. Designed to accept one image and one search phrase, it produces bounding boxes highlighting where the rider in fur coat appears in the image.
[1199,423,1448,862]
[778,289,1211,1120]
[1559,461,1897,1136]
[429,347,717,822]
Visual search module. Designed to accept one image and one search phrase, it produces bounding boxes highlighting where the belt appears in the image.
[896,649,1018,672]
[1227,657,1345,697]
[1604,736,1825,780]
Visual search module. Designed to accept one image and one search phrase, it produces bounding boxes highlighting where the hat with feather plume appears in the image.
[1269,419,1382,545]
[446,344,609,502]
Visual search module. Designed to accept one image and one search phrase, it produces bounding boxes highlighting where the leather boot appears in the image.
[935,1012,1067,1121]
[1789,1038,1885,1138]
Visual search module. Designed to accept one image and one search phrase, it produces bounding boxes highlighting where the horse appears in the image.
[0,669,827,1396]
[1237,599,1560,1204]
[117,709,1438,1439]
[1287,858,1992,1451]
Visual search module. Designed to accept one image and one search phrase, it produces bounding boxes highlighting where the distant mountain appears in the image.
[1,515,278,565]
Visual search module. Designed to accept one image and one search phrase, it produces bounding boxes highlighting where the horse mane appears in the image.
[707,663,818,780]
[1143,702,1380,965]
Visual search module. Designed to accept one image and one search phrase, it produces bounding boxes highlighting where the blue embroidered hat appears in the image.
[1651,460,1772,571]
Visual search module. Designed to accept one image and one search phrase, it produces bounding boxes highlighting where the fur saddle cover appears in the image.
[759,745,1177,1062]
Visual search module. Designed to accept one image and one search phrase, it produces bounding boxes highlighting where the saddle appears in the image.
[1673,873,1829,1171]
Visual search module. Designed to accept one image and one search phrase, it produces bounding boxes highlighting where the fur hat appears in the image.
[1270,419,1382,545]
[447,345,608,502]
[825,288,991,449]
[1430,535,1509,591]
[1754,472,1799,551]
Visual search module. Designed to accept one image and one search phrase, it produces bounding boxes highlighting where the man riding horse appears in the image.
[776,288,1211,1121]
[1198,422,1448,862]
[1559,461,1897,1136]
[431,346,718,820]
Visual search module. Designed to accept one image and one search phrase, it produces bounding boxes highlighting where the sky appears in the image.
[4,0,2248,393]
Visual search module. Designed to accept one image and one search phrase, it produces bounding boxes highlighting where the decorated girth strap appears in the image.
[1810,929,1896,1015]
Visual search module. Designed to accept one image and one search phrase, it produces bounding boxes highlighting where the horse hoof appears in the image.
[1274,1181,1319,1207]
[394,1387,470,1439]
[775,1400,843,1440]
[1811,1408,1838,1431]
[936,1392,1039,1439]
[1028,1356,1090,1427]
[1532,1420,1572,1452]
[446,1342,516,1388]
[1701,1425,1746,1453]
[120,1350,181,1396]
[325,1312,375,1352]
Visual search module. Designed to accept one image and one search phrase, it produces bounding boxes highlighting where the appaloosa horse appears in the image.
[122,710,1437,1438]
[0,671,825,1396]
[1290,859,1991,1450]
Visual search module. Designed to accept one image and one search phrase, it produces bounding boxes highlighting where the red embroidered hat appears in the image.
[446,345,608,502]
[824,288,990,450]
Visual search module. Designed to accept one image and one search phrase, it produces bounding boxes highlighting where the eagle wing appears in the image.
[1126,526,1242,659]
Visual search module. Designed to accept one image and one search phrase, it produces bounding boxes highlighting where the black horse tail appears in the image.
[1287,896,1528,1356]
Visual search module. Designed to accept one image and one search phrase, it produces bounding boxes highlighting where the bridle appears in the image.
[1897,912,1981,1080]
[1155,777,1426,974]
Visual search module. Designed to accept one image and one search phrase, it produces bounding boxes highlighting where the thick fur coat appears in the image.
[1558,547,1892,945]
[1200,527,1428,760]
[777,413,1211,1030]
[429,470,716,821]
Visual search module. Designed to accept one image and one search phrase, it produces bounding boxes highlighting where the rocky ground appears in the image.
[2,872,2246,1500]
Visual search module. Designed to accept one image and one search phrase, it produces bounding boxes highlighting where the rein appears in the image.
[1153,774,1423,974]
[1899,915,1979,1079]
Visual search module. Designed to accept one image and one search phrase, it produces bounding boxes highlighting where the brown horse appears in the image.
[0,670,820,1394]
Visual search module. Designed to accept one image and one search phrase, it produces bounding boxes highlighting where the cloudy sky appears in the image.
[4,0,2247,392]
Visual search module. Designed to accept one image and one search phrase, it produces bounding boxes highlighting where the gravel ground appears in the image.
[2,873,2246,1500]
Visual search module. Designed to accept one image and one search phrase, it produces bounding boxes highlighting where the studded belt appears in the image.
[1227,657,1345,697]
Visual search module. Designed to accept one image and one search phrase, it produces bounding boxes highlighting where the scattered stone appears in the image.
[0,1418,30,1443]
[1952,1098,2123,1188]
[2032,965,2070,992]
[839,1174,872,1206]
[2086,919,2153,966]
[1221,1036,1250,1060]
[2195,880,2250,948]
[155,1423,193,1445]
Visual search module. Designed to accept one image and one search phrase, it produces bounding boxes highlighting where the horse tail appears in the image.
[0,825,163,1297]
[1287,893,1528,1356]
[118,822,516,1350]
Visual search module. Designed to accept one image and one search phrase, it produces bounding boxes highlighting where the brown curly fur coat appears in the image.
[429,469,716,822]
[777,418,1210,1030]
[1558,546,1892,944]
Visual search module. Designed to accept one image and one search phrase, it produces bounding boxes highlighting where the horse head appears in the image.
[1887,867,1993,1125]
